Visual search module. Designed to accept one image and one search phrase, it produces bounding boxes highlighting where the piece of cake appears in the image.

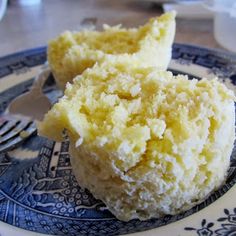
[48,11,176,89]
[38,64,235,221]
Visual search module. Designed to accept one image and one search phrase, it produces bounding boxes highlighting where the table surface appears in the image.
[0,0,223,57]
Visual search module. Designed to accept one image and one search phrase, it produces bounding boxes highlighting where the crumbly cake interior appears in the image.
[38,64,235,221]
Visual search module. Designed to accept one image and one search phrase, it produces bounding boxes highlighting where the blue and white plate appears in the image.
[0,44,236,236]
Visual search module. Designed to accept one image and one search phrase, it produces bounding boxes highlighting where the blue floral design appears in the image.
[185,209,236,236]
[215,208,236,236]
[185,219,214,236]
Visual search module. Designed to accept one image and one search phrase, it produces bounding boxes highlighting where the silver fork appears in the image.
[0,68,52,153]
[0,18,97,154]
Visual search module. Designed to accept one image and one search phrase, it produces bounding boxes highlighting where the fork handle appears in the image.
[31,68,51,93]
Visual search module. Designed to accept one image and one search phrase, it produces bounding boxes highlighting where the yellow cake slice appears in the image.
[38,65,235,221]
[48,11,176,89]
[38,64,235,221]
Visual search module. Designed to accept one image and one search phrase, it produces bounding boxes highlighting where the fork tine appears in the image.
[0,120,8,129]
[0,121,36,153]
[0,119,31,144]
[0,119,19,136]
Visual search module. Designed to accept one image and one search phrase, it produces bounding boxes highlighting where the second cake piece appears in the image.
[48,12,176,89]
